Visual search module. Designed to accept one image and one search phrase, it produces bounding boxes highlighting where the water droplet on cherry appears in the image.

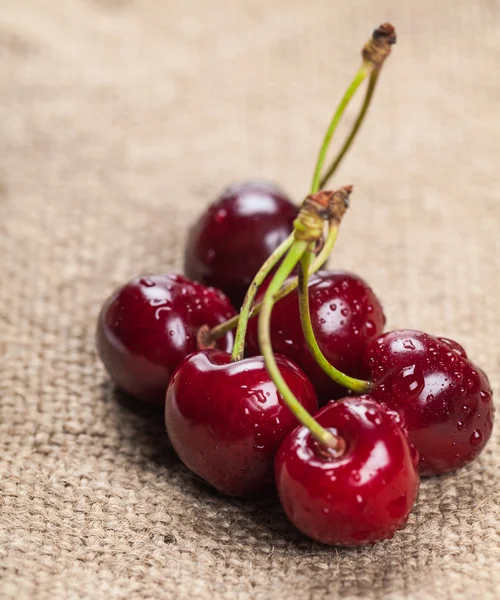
[480,390,491,403]
[470,430,483,446]
[214,208,228,223]
[139,277,155,287]
[365,410,382,426]
[391,365,425,402]
[365,321,375,335]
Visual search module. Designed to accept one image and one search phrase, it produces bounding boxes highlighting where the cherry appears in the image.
[246,270,385,402]
[275,396,419,546]
[96,274,236,404]
[165,349,318,497]
[184,180,298,308]
[364,330,495,475]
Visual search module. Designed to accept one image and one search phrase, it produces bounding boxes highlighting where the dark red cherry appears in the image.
[246,270,385,403]
[184,180,298,308]
[165,349,318,497]
[96,274,236,403]
[364,330,495,475]
[275,396,419,546]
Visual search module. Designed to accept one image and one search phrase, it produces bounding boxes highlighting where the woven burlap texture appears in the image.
[1,1,499,599]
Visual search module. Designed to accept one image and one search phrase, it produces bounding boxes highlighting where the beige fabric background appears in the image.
[1,1,499,599]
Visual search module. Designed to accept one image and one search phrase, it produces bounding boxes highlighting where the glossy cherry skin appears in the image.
[96,274,236,404]
[184,180,298,308]
[246,270,386,403]
[364,330,495,475]
[275,396,420,546]
[165,349,318,497]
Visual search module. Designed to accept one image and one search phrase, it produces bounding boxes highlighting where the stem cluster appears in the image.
[204,23,396,450]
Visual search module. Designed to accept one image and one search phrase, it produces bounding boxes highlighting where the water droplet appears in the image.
[457,420,464,430]
[214,208,227,223]
[139,277,155,287]
[244,408,250,416]
[365,409,382,426]
[391,365,425,402]
[341,308,349,317]
[446,352,457,363]
[367,305,374,313]
[319,318,326,325]
[426,393,435,402]
[365,321,375,335]
[480,390,491,403]
[149,297,169,306]
[330,303,337,311]
[403,340,416,350]
[470,430,483,446]
[355,494,364,505]
[352,471,361,483]
[322,507,330,515]
[438,337,467,358]
[155,306,171,319]
[339,320,345,326]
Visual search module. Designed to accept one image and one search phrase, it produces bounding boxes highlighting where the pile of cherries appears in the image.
[96,24,494,547]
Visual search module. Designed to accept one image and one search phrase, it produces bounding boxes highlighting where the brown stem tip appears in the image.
[197,324,216,350]
[362,23,396,69]
[328,185,352,225]
[294,186,353,242]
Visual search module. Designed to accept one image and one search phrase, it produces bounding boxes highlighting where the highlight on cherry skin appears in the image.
[96,274,236,404]
[364,330,494,475]
[165,349,318,497]
[275,396,420,546]
[184,180,298,308]
[246,270,385,403]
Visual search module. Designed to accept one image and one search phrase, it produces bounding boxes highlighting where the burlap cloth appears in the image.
[1,1,499,598]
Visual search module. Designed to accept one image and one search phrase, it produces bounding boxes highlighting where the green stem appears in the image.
[231,233,294,362]
[320,69,380,189]
[207,226,338,344]
[298,251,371,394]
[310,65,368,194]
[258,240,339,449]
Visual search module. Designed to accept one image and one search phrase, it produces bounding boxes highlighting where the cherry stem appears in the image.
[310,65,368,194]
[258,240,340,449]
[206,225,338,344]
[230,233,294,362]
[298,251,371,394]
[319,69,380,189]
